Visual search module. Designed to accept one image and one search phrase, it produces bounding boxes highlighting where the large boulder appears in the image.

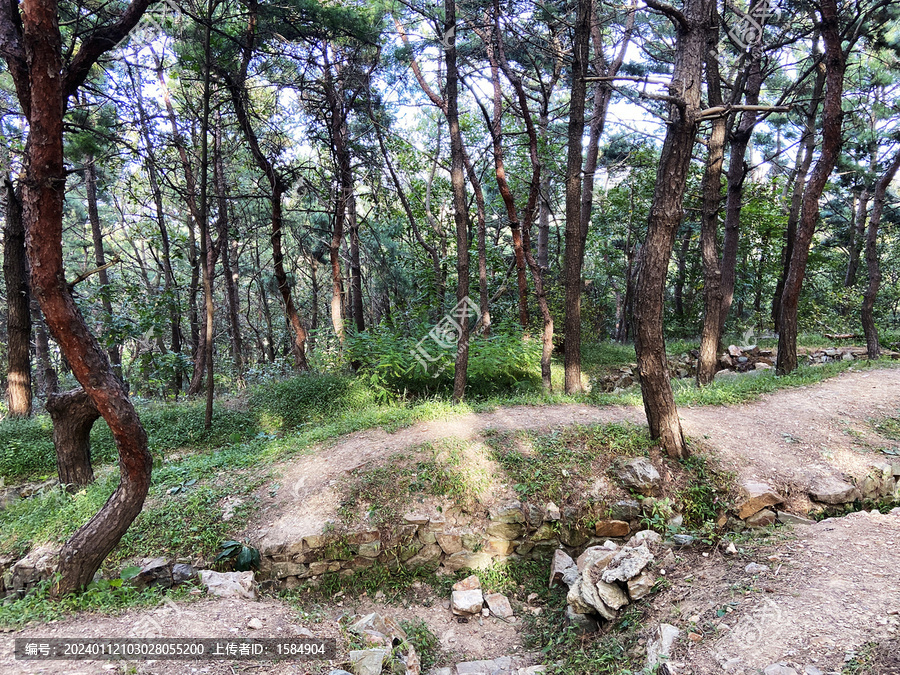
[808,475,860,505]
[736,480,784,519]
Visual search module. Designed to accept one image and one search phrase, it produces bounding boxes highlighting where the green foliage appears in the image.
[398,619,440,672]
[215,540,261,571]
[249,373,379,432]
[0,416,56,482]
[677,455,733,529]
[346,323,541,398]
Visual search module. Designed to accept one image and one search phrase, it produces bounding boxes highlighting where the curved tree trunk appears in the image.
[4,178,32,416]
[9,0,155,596]
[861,149,900,359]
[46,389,100,489]
[776,0,846,374]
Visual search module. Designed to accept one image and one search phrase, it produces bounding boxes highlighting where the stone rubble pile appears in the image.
[343,612,421,675]
[549,537,659,633]
[448,574,514,620]
[428,659,545,675]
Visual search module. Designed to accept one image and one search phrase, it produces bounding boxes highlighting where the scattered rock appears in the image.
[451,589,484,615]
[610,499,641,521]
[626,571,655,600]
[744,562,769,574]
[350,648,387,675]
[545,502,561,521]
[763,665,799,675]
[171,562,197,584]
[808,475,860,504]
[628,530,662,547]
[776,511,815,526]
[601,545,654,583]
[452,574,481,592]
[646,623,681,671]
[671,534,695,546]
[247,617,263,630]
[198,570,256,599]
[614,458,661,495]
[484,592,514,619]
[489,501,525,524]
[737,480,784,519]
[746,508,777,527]
[549,549,575,588]
[131,557,173,590]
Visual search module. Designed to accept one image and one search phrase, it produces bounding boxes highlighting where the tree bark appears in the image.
[445,0,471,401]
[844,189,868,287]
[635,0,714,457]
[776,0,846,374]
[3,0,155,595]
[696,24,727,386]
[46,389,100,489]
[861,149,900,359]
[348,191,365,333]
[562,0,591,394]
[31,296,58,396]
[4,177,32,416]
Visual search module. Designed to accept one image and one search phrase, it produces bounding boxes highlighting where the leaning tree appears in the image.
[0,0,154,594]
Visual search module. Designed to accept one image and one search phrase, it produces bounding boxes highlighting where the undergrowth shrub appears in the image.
[0,417,56,482]
[248,372,378,431]
[346,322,540,398]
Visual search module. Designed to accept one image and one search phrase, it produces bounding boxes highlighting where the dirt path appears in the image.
[663,508,900,674]
[252,367,900,550]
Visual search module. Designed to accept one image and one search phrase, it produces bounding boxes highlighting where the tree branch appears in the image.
[697,104,791,120]
[63,0,156,100]
[68,256,121,290]
[643,0,689,31]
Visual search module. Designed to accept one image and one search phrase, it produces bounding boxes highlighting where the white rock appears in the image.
[647,623,681,670]
[484,592,514,619]
[198,570,256,599]
[350,648,387,675]
[247,617,263,630]
[601,545,654,583]
[451,589,484,615]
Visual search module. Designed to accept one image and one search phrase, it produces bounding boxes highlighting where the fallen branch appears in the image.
[67,255,121,289]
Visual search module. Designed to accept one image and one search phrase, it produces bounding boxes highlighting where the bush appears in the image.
[0,417,56,482]
[248,373,379,431]
[346,323,541,398]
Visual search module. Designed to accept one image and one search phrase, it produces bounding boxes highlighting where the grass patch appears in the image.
[398,618,440,672]
[487,423,655,506]
[337,439,491,527]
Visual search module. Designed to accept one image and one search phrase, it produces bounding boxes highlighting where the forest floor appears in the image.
[2,366,900,674]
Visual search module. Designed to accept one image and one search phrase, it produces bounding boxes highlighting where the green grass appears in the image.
[398,618,440,671]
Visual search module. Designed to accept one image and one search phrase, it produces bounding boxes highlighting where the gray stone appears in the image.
[577,568,617,620]
[270,560,308,579]
[349,613,407,641]
[808,475,860,504]
[132,557,173,589]
[627,530,662,547]
[626,571,655,600]
[646,623,681,671]
[484,592,514,619]
[804,667,824,675]
[763,665,798,675]
[198,570,256,599]
[451,589,484,614]
[776,511,815,526]
[565,606,599,634]
[746,509,777,527]
[671,534,695,546]
[172,563,197,584]
[405,543,442,569]
[358,540,381,558]
[455,660,496,675]
[545,502,561,521]
[247,617,263,630]
[744,562,769,574]
[610,499,641,521]
[328,671,355,675]
[575,546,616,573]
[453,574,481,591]
[614,458,661,495]
[559,525,589,548]
[524,503,545,527]
[489,501,525,524]
[350,648,387,675]
[601,545,654,583]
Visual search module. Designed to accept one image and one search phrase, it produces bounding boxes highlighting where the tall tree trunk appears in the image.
[348,191,365,333]
[776,0,846,374]
[844,189,868,287]
[772,44,825,330]
[445,0,471,401]
[214,122,244,381]
[85,155,122,379]
[635,0,714,457]
[673,225,692,319]
[4,178,32,416]
[198,14,215,430]
[7,0,154,595]
[861,149,900,359]
[462,151,491,333]
[31,296,58,396]
[46,389,99,488]
[696,28,727,386]
[562,0,591,394]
